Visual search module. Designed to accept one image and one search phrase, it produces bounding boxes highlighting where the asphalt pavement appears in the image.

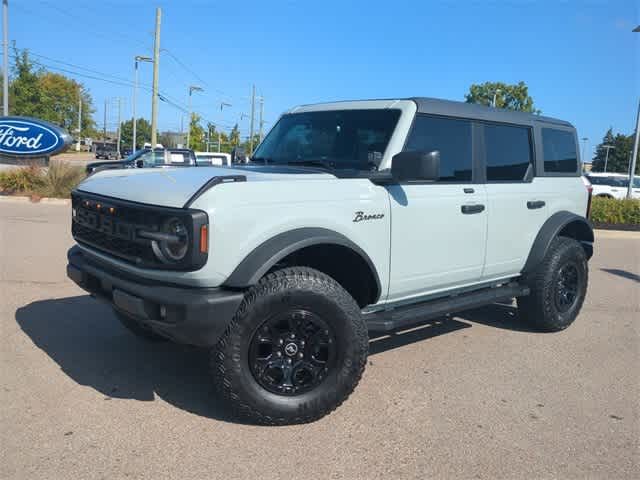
[1,200,638,479]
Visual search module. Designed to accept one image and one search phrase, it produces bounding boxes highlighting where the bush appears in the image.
[0,164,45,193]
[590,197,640,225]
[0,162,85,198]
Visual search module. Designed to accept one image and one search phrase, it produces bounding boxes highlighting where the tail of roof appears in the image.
[409,97,573,127]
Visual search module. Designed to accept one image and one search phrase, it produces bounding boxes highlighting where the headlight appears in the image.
[151,217,190,263]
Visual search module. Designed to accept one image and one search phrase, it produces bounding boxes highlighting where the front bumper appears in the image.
[66,246,244,346]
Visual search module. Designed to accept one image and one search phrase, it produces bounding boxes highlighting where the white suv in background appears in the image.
[585,172,640,199]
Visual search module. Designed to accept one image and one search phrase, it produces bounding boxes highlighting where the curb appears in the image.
[0,195,70,205]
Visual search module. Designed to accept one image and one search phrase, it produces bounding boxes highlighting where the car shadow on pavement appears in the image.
[16,295,536,422]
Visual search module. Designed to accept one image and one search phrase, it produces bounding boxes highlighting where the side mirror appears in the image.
[391,150,440,182]
[135,159,144,168]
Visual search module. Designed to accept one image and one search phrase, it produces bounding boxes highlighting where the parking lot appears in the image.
[1,199,638,480]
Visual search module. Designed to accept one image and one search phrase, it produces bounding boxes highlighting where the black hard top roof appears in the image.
[410,97,573,128]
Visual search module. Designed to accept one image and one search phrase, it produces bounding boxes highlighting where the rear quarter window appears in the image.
[542,128,578,174]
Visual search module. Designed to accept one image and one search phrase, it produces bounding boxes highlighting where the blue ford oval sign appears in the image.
[0,116,72,157]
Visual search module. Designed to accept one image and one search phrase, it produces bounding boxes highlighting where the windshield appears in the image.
[252,109,401,171]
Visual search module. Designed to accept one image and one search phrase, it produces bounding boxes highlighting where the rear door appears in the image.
[481,122,546,279]
[387,115,488,302]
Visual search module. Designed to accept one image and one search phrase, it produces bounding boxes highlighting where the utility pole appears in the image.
[627,99,639,199]
[150,7,161,148]
[133,55,152,153]
[103,98,108,140]
[2,0,8,115]
[186,85,203,149]
[218,131,221,153]
[249,84,256,154]
[76,89,82,151]
[580,137,588,168]
[602,145,615,173]
[258,96,264,142]
[116,97,122,156]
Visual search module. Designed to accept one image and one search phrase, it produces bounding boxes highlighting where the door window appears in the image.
[484,124,533,181]
[404,115,472,182]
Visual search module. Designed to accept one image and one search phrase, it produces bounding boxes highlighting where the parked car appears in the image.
[85,148,198,174]
[585,172,640,199]
[68,97,593,425]
[195,151,231,166]
[95,144,119,160]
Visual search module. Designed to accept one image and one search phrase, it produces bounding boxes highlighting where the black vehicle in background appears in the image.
[86,148,198,174]
[94,143,119,160]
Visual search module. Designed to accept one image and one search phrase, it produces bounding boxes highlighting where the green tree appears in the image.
[228,123,241,147]
[9,49,96,136]
[465,81,540,113]
[188,113,206,150]
[120,118,152,150]
[241,133,261,154]
[591,129,637,174]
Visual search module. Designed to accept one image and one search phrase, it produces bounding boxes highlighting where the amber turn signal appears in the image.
[199,225,208,253]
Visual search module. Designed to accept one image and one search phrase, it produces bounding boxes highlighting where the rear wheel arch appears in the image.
[222,228,382,307]
[522,211,594,275]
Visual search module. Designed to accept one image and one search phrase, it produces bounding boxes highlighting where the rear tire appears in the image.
[115,310,167,341]
[518,237,588,331]
[211,267,368,425]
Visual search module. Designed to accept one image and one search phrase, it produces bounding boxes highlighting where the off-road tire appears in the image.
[115,309,167,342]
[211,267,369,425]
[518,236,588,332]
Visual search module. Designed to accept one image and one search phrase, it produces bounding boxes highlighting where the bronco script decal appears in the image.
[353,211,385,222]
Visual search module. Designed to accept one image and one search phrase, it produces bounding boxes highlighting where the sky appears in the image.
[9,0,639,158]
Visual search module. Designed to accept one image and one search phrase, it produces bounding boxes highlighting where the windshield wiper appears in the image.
[250,156,274,164]
[286,160,335,171]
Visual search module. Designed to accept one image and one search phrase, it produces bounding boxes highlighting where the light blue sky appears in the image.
[10,0,639,158]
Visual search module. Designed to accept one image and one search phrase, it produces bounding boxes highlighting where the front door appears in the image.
[387,115,487,303]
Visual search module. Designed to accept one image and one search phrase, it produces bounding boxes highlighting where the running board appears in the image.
[365,282,529,332]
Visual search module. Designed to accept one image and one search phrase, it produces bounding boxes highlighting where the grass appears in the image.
[590,197,640,225]
[0,161,85,199]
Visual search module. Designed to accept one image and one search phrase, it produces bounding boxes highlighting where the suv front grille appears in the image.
[71,222,152,263]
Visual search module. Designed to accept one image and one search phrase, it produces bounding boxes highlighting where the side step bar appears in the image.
[365,282,529,332]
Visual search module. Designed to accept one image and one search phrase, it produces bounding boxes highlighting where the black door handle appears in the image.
[461,204,485,214]
[463,188,475,194]
[527,200,545,209]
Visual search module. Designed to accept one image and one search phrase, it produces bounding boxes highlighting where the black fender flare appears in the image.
[222,227,382,301]
[522,211,594,274]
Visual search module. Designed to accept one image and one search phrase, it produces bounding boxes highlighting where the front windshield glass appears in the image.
[252,109,401,171]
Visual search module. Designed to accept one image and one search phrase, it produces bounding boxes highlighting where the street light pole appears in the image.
[2,0,8,116]
[627,99,639,198]
[132,55,152,153]
[602,145,615,173]
[76,89,82,151]
[186,85,203,149]
[581,137,588,169]
[492,89,502,108]
[150,7,161,148]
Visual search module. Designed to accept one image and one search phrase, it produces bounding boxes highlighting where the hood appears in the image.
[76,165,334,208]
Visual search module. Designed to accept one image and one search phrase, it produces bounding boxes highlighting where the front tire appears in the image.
[211,267,368,425]
[518,237,588,331]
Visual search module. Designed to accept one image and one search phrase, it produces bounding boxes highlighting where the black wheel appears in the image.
[518,236,588,331]
[115,309,167,342]
[211,267,368,425]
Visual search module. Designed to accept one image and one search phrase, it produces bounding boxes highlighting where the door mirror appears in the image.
[135,159,144,168]
[391,150,440,181]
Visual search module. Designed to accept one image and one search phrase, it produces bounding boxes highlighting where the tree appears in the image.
[9,49,96,136]
[591,128,637,174]
[188,112,206,150]
[465,81,540,113]
[120,118,152,150]
[228,124,241,148]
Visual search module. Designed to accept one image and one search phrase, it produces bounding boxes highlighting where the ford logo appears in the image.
[0,116,71,157]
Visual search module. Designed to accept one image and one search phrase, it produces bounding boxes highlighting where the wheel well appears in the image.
[558,219,594,258]
[268,243,379,308]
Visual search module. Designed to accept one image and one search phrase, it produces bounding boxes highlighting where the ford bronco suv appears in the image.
[67,98,593,425]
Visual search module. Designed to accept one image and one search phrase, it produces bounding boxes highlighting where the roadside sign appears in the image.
[0,116,72,157]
